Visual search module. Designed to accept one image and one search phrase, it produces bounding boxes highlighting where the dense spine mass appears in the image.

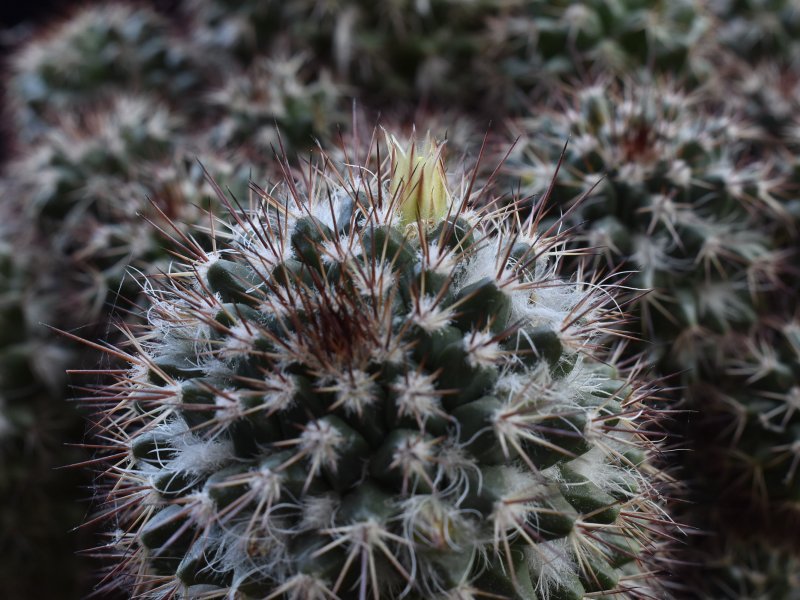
[91,136,666,599]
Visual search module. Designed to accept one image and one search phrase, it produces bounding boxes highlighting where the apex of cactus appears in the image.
[388,132,450,228]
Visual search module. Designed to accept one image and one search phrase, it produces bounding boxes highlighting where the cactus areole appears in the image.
[95,134,662,599]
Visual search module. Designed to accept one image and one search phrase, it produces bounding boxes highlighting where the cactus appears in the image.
[506,76,800,590]
[87,134,667,598]
[487,0,708,96]
[508,78,786,371]
[706,0,800,62]
[7,4,204,142]
[0,199,96,598]
[203,55,343,155]
[185,0,709,110]
[689,537,800,599]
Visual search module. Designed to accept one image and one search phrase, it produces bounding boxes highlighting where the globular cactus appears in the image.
[5,94,268,317]
[0,204,94,598]
[699,1,800,147]
[89,134,667,599]
[703,316,800,506]
[183,0,285,61]
[186,0,500,104]
[505,77,800,591]
[508,79,786,373]
[486,0,708,97]
[184,0,709,111]
[690,537,800,599]
[7,4,204,141]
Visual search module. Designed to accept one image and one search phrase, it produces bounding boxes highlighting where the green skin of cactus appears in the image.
[119,184,653,598]
[513,87,800,501]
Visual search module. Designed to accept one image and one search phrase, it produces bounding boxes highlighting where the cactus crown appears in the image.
[91,134,663,599]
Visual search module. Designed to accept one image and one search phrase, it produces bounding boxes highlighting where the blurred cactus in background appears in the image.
[203,55,342,155]
[185,0,711,111]
[690,536,800,599]
[506,76,800,595]
[7,4,203,142]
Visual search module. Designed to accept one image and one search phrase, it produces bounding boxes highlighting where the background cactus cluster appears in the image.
[0,0,799,598]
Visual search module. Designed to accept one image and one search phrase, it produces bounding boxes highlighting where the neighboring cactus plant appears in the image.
[0,203,96,598]
[487,0,708,97]
[700,316,800,506]
[185,0,709,111]
[88,134,667,599]
[6,3,204,141]
[508,79,785,372]
[505,76,800,591]
[5,94,274,316]
[706,0,800,62]
[691,537,800,599]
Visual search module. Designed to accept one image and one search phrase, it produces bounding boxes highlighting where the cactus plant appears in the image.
[6,3,204,142]
[508,78,787,371]
[185,0,710,111]
[688,536,800,599]
[706,0,800,62]
[506,76,800,592]
[0,198,97,598]
[87,133,668,599]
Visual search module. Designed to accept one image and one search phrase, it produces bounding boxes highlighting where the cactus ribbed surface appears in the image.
[91,136,666,599]
[4,0,800,597]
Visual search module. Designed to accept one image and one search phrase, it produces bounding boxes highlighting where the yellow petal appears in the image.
[389,133,449,227]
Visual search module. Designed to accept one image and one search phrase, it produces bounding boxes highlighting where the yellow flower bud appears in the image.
[388,133,449,227]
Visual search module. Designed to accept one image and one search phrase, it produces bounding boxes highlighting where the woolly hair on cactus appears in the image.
[86,132,668,599]
[7,3,204,142]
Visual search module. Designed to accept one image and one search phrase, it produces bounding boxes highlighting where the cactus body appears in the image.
[506,76,800,595]
[8,4,203,141]
[185,0,708,110]
[91,135,665,599]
